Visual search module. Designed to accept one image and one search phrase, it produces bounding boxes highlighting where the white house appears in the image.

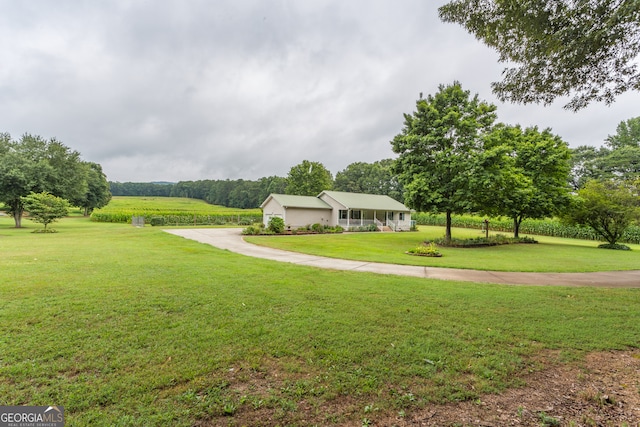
[260,191,412,231]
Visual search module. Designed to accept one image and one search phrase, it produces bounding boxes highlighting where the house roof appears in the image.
[260,194,332,210]
[319,191,410,211]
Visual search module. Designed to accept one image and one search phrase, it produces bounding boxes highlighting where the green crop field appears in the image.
[90,196,262,225]
[1,216,638,426]
[99,196,259,213]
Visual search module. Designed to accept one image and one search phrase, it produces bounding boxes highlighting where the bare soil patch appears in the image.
[381,350,640,427]
[200,350,639,426]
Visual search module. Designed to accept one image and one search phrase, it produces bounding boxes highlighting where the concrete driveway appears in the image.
[165,228,640,288]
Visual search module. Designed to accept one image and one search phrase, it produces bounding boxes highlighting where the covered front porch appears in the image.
[337,209,411,231]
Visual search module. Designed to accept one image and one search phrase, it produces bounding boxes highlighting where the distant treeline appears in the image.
[110,177,287,209]
[110,159,404,209]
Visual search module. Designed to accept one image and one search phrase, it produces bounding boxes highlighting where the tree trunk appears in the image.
[13,210,23,228]
[513,216,520,238]
[445,211,452,243]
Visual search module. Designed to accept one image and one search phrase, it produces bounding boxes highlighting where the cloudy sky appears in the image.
[1,1,638,183]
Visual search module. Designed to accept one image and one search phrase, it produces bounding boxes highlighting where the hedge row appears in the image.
[90,211,262,226]
[412,213,640,245]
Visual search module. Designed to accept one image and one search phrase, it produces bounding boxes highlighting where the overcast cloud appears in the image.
[1,1,638,182]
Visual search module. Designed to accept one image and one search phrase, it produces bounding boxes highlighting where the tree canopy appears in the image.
[71,162,112,216]
[605,116,640,149]
[563,179,640,247]
[0,133,109,227]
[439,0,640,110]
[21,191,70,232]
[285,160,333,196]
[480,124,572,237]
[334,159,403,202]
[391,82,497,242]
[570,117,640,188]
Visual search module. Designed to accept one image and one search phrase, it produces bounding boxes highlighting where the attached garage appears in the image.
[260,194,332,229]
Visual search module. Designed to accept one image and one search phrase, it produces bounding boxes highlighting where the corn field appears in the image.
[90,210,262,226]
[412,213,640,245]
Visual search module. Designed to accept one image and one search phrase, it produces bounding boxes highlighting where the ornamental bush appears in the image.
[407,242,442,257]
[150,216,165,226]
[268,217,285,234]
[433,234,537,247]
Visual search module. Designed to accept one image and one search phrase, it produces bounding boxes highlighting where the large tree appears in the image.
[334,159,403,201]
[71,162,112,216]
[605,116,640,149]
[439,0,640,110]
[285,160,333,196]
[570,145,607,190]
[391,82,497,242]
[563,179,640,247]
[480,124,572,237]
[570,117,640,188]
[0,133,89,227]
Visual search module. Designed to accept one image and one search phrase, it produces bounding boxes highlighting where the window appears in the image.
[339,210,347,220]
[350,210,361,220]
[399,212,405,221]
[389,212,394,220]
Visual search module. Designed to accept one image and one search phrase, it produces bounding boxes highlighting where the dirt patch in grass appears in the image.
[381,349,640,427]
[197,350,640,426]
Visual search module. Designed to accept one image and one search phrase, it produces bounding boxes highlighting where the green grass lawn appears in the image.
[245,227,640,272]
[1,217,639,426]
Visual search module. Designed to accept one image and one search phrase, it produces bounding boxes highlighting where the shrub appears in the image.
[407,242,442,257]
[598,243,631,250]
[434,234,538,247]
[150,216,165,226]
[268,217,285,234]
[348,224,379,232]
[241,225,263,235]
[311,223,324,233]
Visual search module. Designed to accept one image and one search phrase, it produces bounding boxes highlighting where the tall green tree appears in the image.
[0,133,89,227]
[600,146,640,181]
[391,82,497,242]
[563,179,640,248]
[570,145,608,190]
[480,125,572,237]
[334,159,403,201]
[285,160,333,196]
[72,162,112,216]
[21,191,70,231]
[439,1,640,110]
[605,116,640,149]
[570,117,640,188]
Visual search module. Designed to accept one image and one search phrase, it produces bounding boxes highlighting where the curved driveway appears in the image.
[165,228,640,288]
